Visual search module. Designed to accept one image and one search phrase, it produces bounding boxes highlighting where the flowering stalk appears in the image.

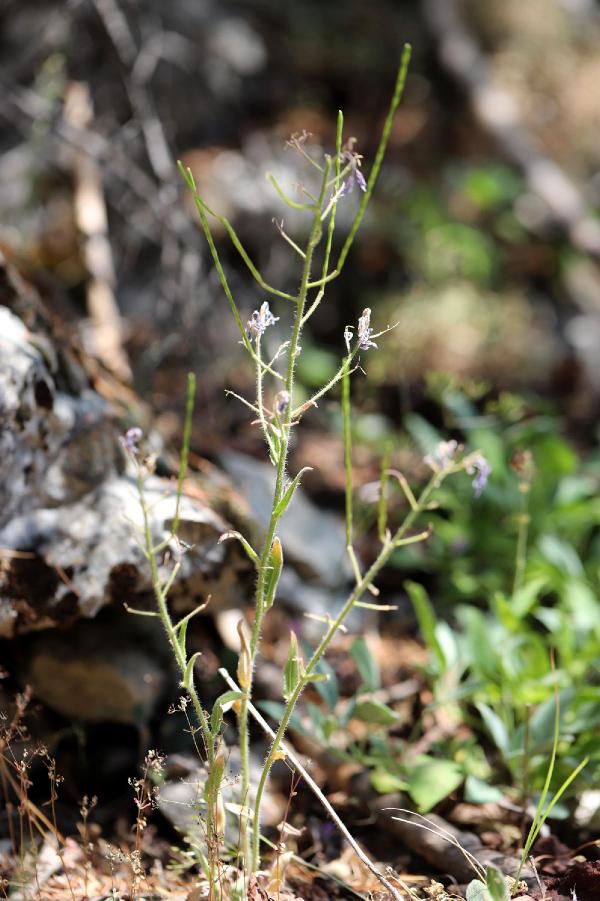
[126,378,222,900]
[178,47,433,881]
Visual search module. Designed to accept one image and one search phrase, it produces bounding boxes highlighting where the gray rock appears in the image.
[0,258,251,636]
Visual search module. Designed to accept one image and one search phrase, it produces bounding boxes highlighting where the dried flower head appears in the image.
[247,301,279,339]
[424,440,459,472]
[466,454,492,498]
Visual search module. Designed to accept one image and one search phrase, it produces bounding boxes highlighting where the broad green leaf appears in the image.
[406,756,463,812]
[476,703,509,756]
[405,581,445,670]
[370,768,406,794]
[352,699,399,727]
[302,643,338,711]
[404,413,442,457]
[464,776,504,804]
[258,701,306,736]
[538,534,583,577]
[350,637,381,692]
[486,866,510,901]
[466,880,489,901]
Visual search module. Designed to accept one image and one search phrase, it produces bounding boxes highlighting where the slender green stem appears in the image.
[251,474,439,867]
[302,113,344,325]
[336,44,411,274]
[190,185,296,302]
[378,443,393,541]
[171,373,196,538]
[513,480,531,596]
[342,359,353,549]
[238,157,333,873]
[137,474,218,889]
[268,173,315,211]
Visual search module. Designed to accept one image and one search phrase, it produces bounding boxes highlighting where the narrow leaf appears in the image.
[263,536,284,610]
[274,467,312,518]
[211,690,244,734]
[283,632,304,701]
[405,580,446,670]
[218,530,259,566]
[183,652,202,690]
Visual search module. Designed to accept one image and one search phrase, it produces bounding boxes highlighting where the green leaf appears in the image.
[304,672,329,685]
[177,618,188,654]
[538,534,583,577]
[274,467,313,519]
[183,652,202,690]
[404,413,442,457]
[302,643,338,711]
[405,581,446,670]
[466,880,489,901]
[476,703,510,756]
[263,537,283,610]
[352,699,399,727]
[464,776,504,804]
[258,701,308,739]
[350,637,381,692]
[218,530,259,566]
[486,866,510,901]
[210,690,244,734]
[406,756,463,812]
[370,768,407,794]
[283,632,304,701]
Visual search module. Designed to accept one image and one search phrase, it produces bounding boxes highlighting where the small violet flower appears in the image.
[275,390,290,417]
[247,301,279,340]
[357,308,377,350]
[121,426,143,457]
[466,455,492,498]
[339,139,367,196]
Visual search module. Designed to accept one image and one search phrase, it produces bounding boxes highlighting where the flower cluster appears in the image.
[357,308,377,350]
[247,301,279,339]
[424,439,458,472]
[121,426,143,457]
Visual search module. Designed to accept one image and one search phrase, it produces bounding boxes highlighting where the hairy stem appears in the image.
[251,474,440,867]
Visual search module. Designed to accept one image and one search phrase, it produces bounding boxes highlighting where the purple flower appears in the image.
[121,426,143,457]
[467,455,491,498]
[275,390,290,417]
[246,301,279,339]
[357,308,377,350]
[339,140,367,196]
